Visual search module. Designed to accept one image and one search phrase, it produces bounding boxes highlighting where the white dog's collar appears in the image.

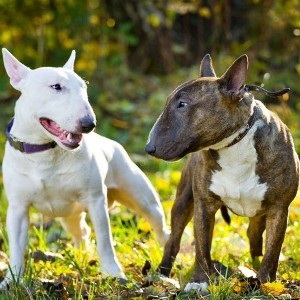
[6,118,57,154]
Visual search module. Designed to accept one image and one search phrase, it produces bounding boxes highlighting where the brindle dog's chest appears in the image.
[209,122,268,217]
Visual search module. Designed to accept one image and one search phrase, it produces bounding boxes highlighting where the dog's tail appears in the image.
[220,205,231,224]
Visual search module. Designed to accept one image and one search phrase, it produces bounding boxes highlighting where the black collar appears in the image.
[225,106,258,148]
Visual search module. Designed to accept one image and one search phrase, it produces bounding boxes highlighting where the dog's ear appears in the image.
[2,48,31,91]
[199,54,216,77]
[63,50,76,70]
[218,55,248,99]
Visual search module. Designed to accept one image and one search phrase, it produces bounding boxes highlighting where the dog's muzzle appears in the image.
[145,143,156,155]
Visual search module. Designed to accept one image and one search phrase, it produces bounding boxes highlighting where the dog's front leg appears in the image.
[257,207,288,283]
[1,204,29,288]
[184,198,217,294]
[86,195,126,280]
[158,172,194,277]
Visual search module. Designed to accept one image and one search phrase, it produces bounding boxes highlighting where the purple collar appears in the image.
[6,118,57,154]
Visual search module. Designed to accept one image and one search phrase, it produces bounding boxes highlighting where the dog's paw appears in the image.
[100,266,127,282]
[144,273,180,289]
[184,282,209,295]
[117,277,129,285]
[101,274,128,286]
[0,278,12,290]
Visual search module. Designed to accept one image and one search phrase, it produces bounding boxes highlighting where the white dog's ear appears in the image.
[63,50,76,70]
[2,48,31,91]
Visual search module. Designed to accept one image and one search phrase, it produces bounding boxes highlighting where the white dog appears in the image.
[0,48,169,288]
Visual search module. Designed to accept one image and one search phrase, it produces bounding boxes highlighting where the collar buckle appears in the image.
[9,135,24,152]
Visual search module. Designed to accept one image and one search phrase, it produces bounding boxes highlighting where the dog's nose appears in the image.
[145,143,156,155]
[80,116,96,133]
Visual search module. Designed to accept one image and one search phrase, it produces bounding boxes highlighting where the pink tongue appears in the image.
[40,118,82,146]
[40,119,63,136]
[59,132,66,140]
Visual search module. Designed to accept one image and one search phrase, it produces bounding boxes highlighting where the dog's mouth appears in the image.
[149,136,199,162]
[39,118,83,149]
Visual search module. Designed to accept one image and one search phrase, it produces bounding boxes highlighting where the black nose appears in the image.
[145,143,156,155]
[80,116,96,133]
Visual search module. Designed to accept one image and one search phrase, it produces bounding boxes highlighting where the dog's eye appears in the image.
[50,84,62,91]
[177,101,187,108]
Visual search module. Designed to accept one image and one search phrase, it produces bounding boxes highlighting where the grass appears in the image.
[0,158,300,299]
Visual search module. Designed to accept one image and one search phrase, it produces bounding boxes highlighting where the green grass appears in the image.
[0,161,300,299]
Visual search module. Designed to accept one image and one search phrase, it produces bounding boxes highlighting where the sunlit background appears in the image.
[0,1,299,298]
[0,0,299,156]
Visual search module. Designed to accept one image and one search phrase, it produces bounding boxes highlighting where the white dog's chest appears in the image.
[209,122,268,217]
[3,149,90,218]
[28,170,86,217]
[31,177,84,217]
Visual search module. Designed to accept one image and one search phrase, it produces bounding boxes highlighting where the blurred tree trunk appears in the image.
[247,0,274,62]
[103,0,174,74]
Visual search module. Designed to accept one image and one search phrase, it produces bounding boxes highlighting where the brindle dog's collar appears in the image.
[226,106,258,148]
[6,118,57,154]
[225,84,290,148]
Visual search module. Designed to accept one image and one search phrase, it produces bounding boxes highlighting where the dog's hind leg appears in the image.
[109,146,169,246]
[59,212,91,248]
[158,163,194,277]
[257,207,288,282]
[108,183,169,247]
[247,214,266,269]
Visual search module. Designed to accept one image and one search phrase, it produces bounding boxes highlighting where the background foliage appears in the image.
[0,0,299,298]
[0,0,299,155]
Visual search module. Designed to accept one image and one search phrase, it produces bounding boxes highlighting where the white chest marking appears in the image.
[209,120,268,217]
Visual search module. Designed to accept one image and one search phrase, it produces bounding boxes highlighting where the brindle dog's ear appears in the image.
[218,55,248,99]
[199,54,216,77]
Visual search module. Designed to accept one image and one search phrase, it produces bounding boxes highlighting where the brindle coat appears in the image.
[146,55,299,290]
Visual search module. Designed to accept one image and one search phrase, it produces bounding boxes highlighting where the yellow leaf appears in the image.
[281,273,289,280]
[232,278,248,294]
[209,284,220,294]
[198,7,211,19]
[137,219,151,233]
[147,14,160,27]
[155,177,169,190]
[261,282,285,296]
[170,170,181,185]
[162,199,174,211]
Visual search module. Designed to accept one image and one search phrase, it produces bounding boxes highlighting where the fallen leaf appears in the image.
[261,282,285,296]
[232,278,248,294]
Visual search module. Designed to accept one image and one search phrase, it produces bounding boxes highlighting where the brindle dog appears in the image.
[146,54,299,293]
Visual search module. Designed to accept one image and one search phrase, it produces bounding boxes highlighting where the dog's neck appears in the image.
[6,118,57,154]
[204,101,258,151]
[225,105,258,148]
